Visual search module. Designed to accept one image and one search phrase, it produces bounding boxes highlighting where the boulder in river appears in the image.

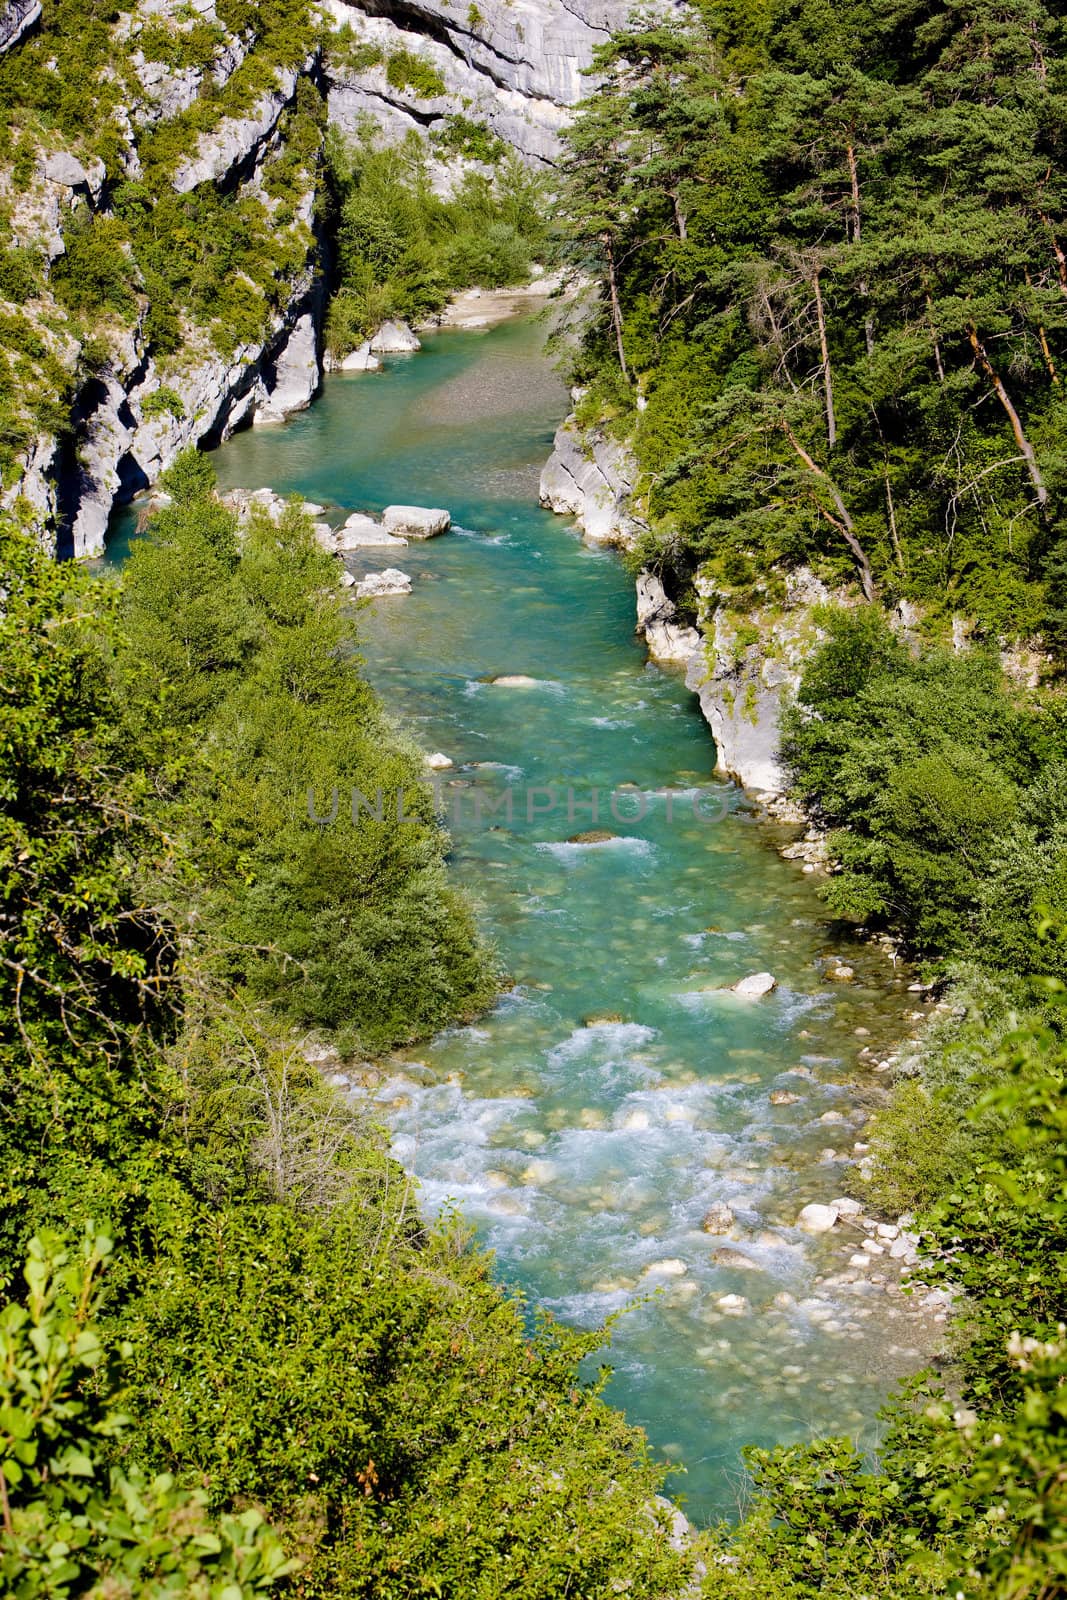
[336,513,408,549]
[826,963,856,982]
[711,1248,760,1271]
[382,505,452,538]
[425,752,453,770]
[369,320,421,354]
[732,972,777,998]
[339,341,381,372]
[716,1293,750,1314]
[641,1258,688,1279]
[769,1088,800,1105]
[567,829,617,845]
[797,1202,839,1234]
[355,568,412,598]
[490,674,542,687]
[701,1202,736,1235]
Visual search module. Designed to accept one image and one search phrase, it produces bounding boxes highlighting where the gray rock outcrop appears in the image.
[539,411,641,549]
[635,571,700,665]
[0,0,40,52]
[323,0,673,166]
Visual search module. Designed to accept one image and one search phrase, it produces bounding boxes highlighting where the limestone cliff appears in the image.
[323,0,666,165]
[2,0,656,556]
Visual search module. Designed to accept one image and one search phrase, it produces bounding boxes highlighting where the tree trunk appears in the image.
[781,421,877,600]
[812,271,837,448]
[846,144,874,356]
[1038,213,1067,296]
[605,235,629,383]
[967,327,1049,509]
[671,190,688,242]
[926,294,946,383]
[1025,270,1060,383]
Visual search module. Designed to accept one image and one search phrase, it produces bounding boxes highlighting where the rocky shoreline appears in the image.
[537,402,954,1341]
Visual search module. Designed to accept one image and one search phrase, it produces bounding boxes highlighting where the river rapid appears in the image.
[168,315,935,1520]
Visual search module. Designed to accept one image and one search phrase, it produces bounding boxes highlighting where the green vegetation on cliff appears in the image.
[557,0,1067,636]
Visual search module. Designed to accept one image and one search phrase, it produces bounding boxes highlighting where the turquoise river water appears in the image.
[117,316,935,1521]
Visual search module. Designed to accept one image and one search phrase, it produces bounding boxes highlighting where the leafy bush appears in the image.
[781,607,1054,964]
[384,49,446,99]
[430,113,507,164]
[0,1229,294,1598]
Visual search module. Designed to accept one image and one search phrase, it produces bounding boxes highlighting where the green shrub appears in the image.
[139,385,186,420]
[385,49,447,99]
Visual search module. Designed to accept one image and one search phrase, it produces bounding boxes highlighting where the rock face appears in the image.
[0,0,39,52]
[635,570,701,664]
[539,411,642,548]
[323,0,666,167]
[9,0,674,553]
[685,567,850,796]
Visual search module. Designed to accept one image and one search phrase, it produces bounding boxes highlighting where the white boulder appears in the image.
[382,505,451,539]
[732,972,777,999]
[369,320,421,354]
[425,752,453,770]
[354,568,412,598]
[337,513,407,550]
[641,1258,688,1279]
[339,341,381,372]
[797,1203,839,1235]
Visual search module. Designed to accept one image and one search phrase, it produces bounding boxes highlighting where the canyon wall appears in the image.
[3,0,667,555]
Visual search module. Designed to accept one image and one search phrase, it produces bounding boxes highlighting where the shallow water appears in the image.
[150,317,933,1520]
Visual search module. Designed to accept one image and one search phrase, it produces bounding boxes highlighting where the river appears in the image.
[159,314,935,1521]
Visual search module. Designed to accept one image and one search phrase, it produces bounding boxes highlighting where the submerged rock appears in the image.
[336,513,408,549]
[642,1258,688,1279]
[711,1248,760,1271]
[701,1202,736,1235]
[567,829,616,844]
[769,1088,800,1105]
[382,504,451,538]
[354,568,412,598]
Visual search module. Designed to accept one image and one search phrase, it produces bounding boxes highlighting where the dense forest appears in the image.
[556,0,1067,1592]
